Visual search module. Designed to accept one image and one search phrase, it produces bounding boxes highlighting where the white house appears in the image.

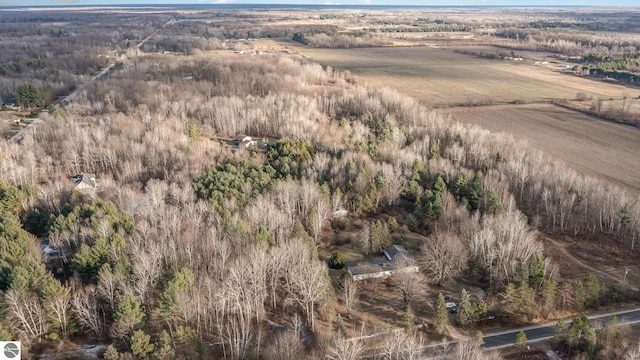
[233,134,257,149]
[72,173,97,192]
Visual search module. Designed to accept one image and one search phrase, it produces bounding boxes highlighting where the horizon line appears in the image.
[2,3,639,9]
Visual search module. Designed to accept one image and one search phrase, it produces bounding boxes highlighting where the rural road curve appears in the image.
[482,307,640,349]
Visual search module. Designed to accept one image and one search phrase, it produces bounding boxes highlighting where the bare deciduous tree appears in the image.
[339,276,359,313]
[71,286,104,337]
[625,342,640,360]
[287,257,329,331]
[381,330,424,360]
[5,290,47,343]
[392,259,422,308]
[308,196,330,243]
[223,312,254,360]
[468,202,541,285]
[358,224,371,255]
[45,287,72,337]
[97,266,126,312]
[325,335,362,360]
[378,163,406,206]
[263,329,305,360]
[131,249,162,304]
[421,230,467,285]
[452,340,503,360]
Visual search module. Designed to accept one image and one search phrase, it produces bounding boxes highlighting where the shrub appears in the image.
[328,251,345,269]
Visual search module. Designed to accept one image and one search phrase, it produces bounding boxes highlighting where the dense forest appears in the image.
[1,7,640,360]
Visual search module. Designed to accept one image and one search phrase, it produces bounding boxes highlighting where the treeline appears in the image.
[588,68,640,83]
[293,31,391,48]
[495,27,640,57]
[140,22,338,54]
[142,35,224,55]
[158,16,339,41]
[222,24,339,40]
[378,23,474,33]
[581,52,640,82]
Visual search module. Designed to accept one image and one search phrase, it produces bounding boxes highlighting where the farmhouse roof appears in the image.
[72,173,96,190]
[348,262,391,276]
[384,244,411,262]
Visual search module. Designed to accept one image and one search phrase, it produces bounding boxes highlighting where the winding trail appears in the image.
[544,236,623,285]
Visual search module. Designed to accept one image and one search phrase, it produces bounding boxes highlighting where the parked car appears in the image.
[445,302,457,313]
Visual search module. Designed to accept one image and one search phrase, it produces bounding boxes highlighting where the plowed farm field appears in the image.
[298,46,640,106]
[441,103,640,197]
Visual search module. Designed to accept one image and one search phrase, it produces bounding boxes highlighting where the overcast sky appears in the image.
[2,0,639,7]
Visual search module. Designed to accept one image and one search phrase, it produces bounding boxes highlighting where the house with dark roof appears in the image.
[347,244,419,281]
[384,244,412,262]
[347,262,394,281]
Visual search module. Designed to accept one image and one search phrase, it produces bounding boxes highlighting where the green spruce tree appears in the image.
[515,330,527,351]
[131,329,155,358]
[434,293,449,333]
[457,289,473,326]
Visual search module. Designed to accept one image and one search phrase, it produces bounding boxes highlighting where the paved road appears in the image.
[362,307,640,359]
[61,18,174,105]
[6,18,174,145]
[483,308,640,349]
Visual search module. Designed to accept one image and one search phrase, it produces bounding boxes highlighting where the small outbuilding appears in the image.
[72,173,97,192]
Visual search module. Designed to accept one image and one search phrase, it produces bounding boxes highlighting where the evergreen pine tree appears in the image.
[528,251,545,287]
[103,345,119,360]
[467,171,484,211]
[457,289,473,326]
[515,331,528,351]
[434,293,449,333]
[541,279,558,318]
[453,173,468,202]
[187,123,200,139]
[574,281,587,312]
[131,329,155,358]
[113,294,145,338]
[154,330,175,359]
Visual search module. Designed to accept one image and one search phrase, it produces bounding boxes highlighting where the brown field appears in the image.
[295,46,640,106]
[440,103,640,197]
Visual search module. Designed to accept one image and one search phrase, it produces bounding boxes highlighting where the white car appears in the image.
[445,302,456,309]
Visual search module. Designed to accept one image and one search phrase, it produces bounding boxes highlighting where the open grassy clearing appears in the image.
[296,46,640,106]
[441,103,640,197]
